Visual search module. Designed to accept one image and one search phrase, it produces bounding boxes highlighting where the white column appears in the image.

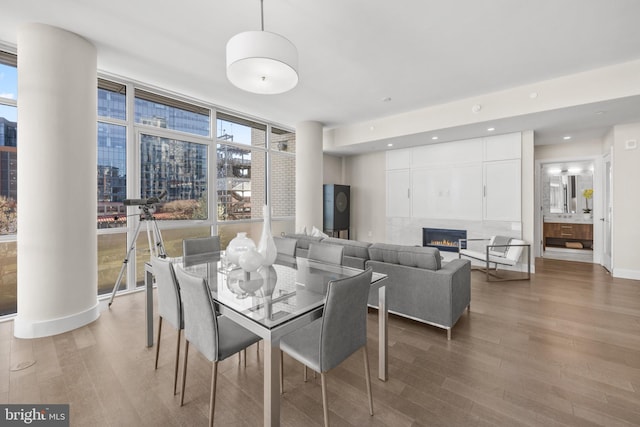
[15,24,99,338]
[295,121,323,232]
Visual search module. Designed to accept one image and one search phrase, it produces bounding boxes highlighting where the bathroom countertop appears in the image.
[544,214,593,224]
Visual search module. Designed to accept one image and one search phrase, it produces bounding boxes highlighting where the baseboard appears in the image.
[13,302,100,339]
[613,268,640,281]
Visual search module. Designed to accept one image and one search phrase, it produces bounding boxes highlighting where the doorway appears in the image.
[539,160,595,263]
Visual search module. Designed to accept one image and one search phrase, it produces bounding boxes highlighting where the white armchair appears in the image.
[458,236,531,281]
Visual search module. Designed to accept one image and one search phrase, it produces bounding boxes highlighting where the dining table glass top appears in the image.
[174,253,386,331]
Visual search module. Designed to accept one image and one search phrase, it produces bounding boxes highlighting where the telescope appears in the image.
[123,190,167,206]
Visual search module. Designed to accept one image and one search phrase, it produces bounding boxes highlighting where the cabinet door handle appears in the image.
[483,185,486,197]
[407,188,410,198]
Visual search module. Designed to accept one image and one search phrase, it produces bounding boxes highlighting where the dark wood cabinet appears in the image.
[543,222,593,250]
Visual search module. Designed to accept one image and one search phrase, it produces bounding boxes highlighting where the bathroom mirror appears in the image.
[543,162,593,214]
[549,175,579,213]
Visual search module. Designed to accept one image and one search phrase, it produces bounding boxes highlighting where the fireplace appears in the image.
[422,228,467,252]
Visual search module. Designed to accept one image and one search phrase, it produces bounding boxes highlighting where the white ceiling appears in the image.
[2,0,640,152]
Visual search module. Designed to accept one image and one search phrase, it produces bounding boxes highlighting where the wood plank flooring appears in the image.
[1,258,639,426]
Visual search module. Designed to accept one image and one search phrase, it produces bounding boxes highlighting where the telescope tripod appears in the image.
[108,205,166,307]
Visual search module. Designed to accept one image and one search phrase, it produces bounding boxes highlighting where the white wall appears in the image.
[612,123,640,279]
[343,151,386,243]
[323,154,343,184]
[521,130,535,257]
[535,138,604,160]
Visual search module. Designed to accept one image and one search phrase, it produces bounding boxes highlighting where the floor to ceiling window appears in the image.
[0,50,17,316]
[97,79,128,295]
[0,44,296,316]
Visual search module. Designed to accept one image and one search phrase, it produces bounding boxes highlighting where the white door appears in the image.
[602,153,613,271]
[386,169,411,217]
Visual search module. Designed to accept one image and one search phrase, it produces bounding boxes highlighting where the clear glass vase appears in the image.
[257,205,278,266]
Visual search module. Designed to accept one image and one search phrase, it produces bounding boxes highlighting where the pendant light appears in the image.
[226,0,299,94]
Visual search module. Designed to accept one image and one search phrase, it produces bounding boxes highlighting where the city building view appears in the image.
[0,55,296,315]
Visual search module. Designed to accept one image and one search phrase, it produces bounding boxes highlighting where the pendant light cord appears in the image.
[260,0,264,31]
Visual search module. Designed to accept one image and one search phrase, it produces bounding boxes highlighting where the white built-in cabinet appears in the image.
[483,160,521,221]
[386,149,411,217]
[386,169,411,217]
[386,132,521,221]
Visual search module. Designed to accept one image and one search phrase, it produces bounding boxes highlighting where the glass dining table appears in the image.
[143,253,388,427]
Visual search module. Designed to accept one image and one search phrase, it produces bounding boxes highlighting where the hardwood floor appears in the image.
[1,258,639,426]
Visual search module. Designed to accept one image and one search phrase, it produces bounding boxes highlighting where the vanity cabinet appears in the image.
[543,222,593,250]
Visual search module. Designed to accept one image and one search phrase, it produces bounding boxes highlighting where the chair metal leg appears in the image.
[447,328,452,340]
[209,361,218,427]
[363,346,374,416]
[180,340,189,406]
[154,316,163,369]
[280,350,284,394]
[239,349,246,367]
[320,373,329,427]
[173,328,181,395]
[303,365,308,382]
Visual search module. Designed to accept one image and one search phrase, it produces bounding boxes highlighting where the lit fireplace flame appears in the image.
[429,240,458,247]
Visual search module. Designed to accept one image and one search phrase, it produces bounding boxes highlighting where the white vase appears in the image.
[226,232,256,266]
[239,248,264,272]
[257,205,278,266]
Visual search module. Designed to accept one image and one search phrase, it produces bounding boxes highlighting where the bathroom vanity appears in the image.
[543,215,593,250]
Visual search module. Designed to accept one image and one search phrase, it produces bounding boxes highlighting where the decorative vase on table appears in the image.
[239,248,264,272]
[226,232,256,266]
[257,205,278,266]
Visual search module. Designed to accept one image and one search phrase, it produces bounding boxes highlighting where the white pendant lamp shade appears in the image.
[226,30,298,94]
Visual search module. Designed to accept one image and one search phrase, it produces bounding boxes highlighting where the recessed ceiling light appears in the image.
[529,92,538,99]
[563,136,572,140]
[568,167,582,174]
[595,110,605,115]
[387,143,393,147]
[487,127,495,132]
[431,136,438,140]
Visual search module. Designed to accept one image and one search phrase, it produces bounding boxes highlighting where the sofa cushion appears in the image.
[321,237,371,260]
[368,243,441,271]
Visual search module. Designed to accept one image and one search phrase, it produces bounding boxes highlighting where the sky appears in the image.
[0,63,17,121]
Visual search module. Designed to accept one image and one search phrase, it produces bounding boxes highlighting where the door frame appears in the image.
[601,149,613,271]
